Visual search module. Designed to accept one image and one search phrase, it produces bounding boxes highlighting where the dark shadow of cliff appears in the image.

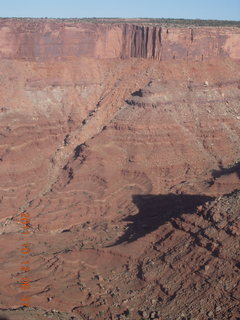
[0,317,9,320]
[211,161,240,179]
[112,193,215,245]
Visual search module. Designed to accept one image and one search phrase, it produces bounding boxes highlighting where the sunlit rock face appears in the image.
[0,18,239,320]
[0,19,240,60]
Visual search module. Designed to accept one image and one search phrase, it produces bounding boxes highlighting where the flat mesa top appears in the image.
[0,17,240,27]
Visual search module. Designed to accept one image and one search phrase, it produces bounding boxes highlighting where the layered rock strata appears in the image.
[0,19,239,61]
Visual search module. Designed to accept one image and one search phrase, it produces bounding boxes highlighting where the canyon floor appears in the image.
[0,28,239,320]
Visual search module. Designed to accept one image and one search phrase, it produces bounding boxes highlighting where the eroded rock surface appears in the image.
[0,19,239,320]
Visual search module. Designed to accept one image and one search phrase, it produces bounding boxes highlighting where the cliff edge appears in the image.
[0,19,239,61]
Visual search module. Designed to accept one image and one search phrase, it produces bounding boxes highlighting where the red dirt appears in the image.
[0,19,239,320]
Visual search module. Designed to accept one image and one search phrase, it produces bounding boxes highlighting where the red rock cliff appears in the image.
[0,19,239,61]
[122,24,240,60]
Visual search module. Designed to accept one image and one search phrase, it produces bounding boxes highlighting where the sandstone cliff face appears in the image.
[0,19,240,320]
[0,19,239,61]
[122,24,240,60]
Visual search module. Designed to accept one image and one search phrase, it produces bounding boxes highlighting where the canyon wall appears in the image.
[0,18,240,320]
[0,19,239,61]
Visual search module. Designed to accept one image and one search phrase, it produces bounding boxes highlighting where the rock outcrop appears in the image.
[0,19,240,61]
[0,18,239,320]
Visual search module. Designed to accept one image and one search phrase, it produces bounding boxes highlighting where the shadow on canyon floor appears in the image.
[113,193,215,245]
[211,161,240,179]
[0,317,9,320]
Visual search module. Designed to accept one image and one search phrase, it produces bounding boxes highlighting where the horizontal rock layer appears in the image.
[0,19,239,320]
[0,19,240,61]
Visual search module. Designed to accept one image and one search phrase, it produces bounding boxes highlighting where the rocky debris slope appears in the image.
[0,19,239,320]
[18,59,240,233]
[0,190,239,320]
[0,306,78,320]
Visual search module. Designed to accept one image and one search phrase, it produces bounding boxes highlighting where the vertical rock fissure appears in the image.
[158,27,162,60]
[122,23,233,61]
[152,27,157,59]
[141,26,145,58]
[131,26,138,57]
[121,24,128,59]
[158,27,162,46]
[191,28,194,43]
[145,27,149,58]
